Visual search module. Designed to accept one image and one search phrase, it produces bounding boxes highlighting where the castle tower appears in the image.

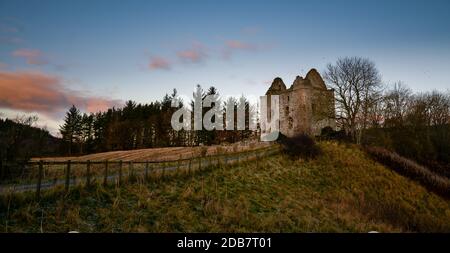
[265,69,335,137]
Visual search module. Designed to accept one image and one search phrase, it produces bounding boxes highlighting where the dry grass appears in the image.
[365,146,450,198]
[1,141,450,232]
[31,141,270,162]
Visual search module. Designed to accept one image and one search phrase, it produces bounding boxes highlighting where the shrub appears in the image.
[199,146,208,157]
[320,127,351,142]
[277,134,322,160]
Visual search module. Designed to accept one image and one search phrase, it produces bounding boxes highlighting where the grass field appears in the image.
[1,141,450,232]
[32,141,270,162]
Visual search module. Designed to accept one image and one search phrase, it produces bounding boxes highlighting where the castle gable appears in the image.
[266,77,287,95]
[305,68,327,90]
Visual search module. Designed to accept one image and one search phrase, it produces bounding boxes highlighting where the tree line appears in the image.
[324,57,450,175]
[59,85,256,155]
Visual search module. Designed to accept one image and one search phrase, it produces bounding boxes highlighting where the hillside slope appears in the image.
[2,141,450,232]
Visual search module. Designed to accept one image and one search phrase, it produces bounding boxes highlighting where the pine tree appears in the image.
[60,105,82,155]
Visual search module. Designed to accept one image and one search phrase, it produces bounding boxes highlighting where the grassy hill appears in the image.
[1,141,450,232]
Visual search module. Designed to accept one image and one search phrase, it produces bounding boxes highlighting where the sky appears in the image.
[0,0,450,135]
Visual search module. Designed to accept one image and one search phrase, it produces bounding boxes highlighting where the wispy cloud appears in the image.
[226,40,258,50]
[0,70,122,119]
[0,36,23,44]
[12,48,48,65]
[222,40,258,60]
[0,18,24,45]
[0,23,19,33]
[149,56,171,70]
[177,42,208,63]
[146,37,268,70]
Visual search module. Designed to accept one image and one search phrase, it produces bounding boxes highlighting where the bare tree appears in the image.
[324,57,382,143]
[382,82,412,128]
[427,91,450,126]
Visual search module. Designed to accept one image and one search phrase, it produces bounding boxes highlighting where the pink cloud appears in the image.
[85,98,120,113]
[0,70,122,118]
[149,56,171,70]
[226,40,257,50]
[12,48,48,65]
[222,40,258,60]
[177,42,208,63]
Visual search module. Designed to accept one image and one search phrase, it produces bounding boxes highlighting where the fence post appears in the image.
[103,160,108,186]
[188,159,192,174]
[36,160,43,200]
[161,162,165,178]
[65,160,71,193]
[129,161,134,180]
[86,160,91,187]
[118,160,123,185]
[0,159,3,181]
[145,161,149,182]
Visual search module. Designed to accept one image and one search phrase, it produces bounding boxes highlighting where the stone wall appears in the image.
[265,69,335,137]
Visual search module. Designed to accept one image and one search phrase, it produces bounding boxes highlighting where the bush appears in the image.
[199,146,208,157]
[320,127,351,142]
[277,134,322,160]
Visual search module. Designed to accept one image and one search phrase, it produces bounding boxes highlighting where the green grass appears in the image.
[1,141,450,232]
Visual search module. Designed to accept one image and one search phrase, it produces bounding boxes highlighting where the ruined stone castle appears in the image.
[265,69,335,137]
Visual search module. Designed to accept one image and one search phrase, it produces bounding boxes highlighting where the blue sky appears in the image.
[1,0,450,133]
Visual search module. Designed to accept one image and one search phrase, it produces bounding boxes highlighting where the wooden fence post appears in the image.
[188,159,192,174]
[86,160,91,187]
[65,160,71,193]
[103,160,108,186]
[0,159,3,181]
[118,160,123,185]
[161,162,165,178]
[129,161,134,179]
[36,160,43,200]
[145,161,149,182]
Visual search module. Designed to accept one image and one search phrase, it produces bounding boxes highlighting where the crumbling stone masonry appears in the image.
[265,69,336,137]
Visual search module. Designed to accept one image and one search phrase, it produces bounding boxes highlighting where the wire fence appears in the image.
[0,145,281,199]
